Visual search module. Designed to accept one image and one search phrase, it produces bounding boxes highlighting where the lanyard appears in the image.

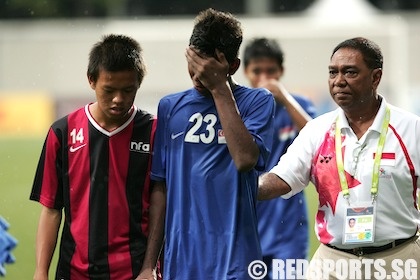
[335,106,390,201]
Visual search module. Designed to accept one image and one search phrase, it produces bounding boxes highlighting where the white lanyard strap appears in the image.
[335,106,390,200]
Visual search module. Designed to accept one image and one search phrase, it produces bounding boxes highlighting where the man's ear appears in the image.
[87,75,96,90]
[372,68,382,90]
[279,65,285,77]
[228,58,241,75]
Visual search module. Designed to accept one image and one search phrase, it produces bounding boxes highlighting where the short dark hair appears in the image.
[243,38,284,68]
[189,8,242,64]
[331,37,383,69]
[87,34,146,83]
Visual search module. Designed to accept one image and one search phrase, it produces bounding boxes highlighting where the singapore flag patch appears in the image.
[217,129,226,144]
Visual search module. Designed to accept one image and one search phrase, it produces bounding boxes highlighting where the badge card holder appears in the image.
[343,204,376,245]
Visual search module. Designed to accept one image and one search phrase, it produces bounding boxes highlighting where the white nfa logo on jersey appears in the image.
[130,141,150,153]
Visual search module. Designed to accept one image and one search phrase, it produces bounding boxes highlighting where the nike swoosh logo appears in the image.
[171,132,184,140]
[69,144,87,152]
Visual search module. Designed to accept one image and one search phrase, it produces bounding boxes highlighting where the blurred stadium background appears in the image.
[1,0,420,278]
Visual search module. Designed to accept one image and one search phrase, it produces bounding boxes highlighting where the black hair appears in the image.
[243,37,284,68]
[332,37,383,69]
[87,34,146,83]
[189,8,242,63]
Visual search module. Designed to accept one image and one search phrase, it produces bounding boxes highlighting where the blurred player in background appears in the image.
[243,37,316,278]
[151,8,275,280]
[0,216,17,277]
[30,34,164,280]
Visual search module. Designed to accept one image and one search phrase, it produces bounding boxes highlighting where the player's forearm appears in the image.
[272,84,312,131]
[258,172,292,200]
[140,181,166,273]
[34,207,61,279]
[282,97,312,131]
[212,84,259,172]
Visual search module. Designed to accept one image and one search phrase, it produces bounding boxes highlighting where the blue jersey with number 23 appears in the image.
[151,85,275,280]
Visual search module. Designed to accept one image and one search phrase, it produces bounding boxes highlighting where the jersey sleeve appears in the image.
[150,99,168,182]
[30,126,64,209]
[242,89,275,171]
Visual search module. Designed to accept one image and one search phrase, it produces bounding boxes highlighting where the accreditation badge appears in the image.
[342,203,376,245]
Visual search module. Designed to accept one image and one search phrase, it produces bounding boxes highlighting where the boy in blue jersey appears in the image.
[243,38,316,278]
[151,8,275,280]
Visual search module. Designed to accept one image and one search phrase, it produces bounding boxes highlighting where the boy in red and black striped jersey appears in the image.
[30,34,164,280]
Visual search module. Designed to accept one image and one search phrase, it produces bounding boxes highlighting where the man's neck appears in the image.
[345,96,382,139]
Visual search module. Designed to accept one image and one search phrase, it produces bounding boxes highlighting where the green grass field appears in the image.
[0,137,60,279]
[0,137,319,279]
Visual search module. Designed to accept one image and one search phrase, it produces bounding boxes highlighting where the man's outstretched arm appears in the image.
[258,172,292,200]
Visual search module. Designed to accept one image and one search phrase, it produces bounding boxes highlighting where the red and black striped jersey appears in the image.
[30,105,156,280]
